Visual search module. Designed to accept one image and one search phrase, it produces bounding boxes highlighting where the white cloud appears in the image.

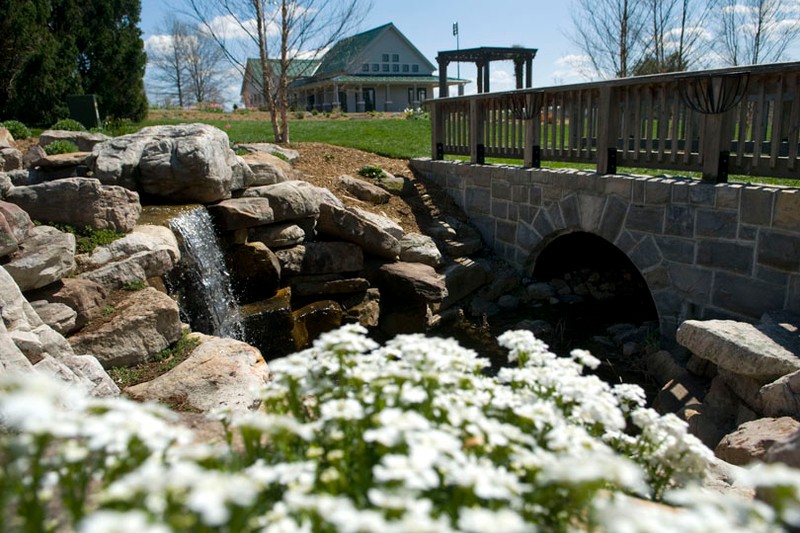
[145,34,174,55]
[551,54,595,84]
[202,14,262,41]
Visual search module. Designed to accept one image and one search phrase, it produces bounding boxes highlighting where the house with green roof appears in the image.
[241,23,467,113]
[240,58,321,110]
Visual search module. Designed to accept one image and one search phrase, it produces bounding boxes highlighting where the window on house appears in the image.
[382,53,389,62]
[372,64,379,72]
[392,54,399,62]
[392,64,399,73]
[412,65,419,73]
[403,64,409,73]
[362,63,369,72]
[382,64,389,72]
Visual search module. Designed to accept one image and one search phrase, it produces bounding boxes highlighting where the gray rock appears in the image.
[764,429,800,468]
[350,207,405,239]
[35,152,91,169]
[1,148,22,171]
[230,154,255,191]
[715,417,800,466]
[79,225,180,270]
[126,333,269,413]
[228,242,282,304]
[4,226,76,291]
[68,287,182,368]
[399,232,442,267]
[234,143,300,163]
[39,130,111,152]
[290,275,370,297]
[208,197,276,231]
[23,144,46,168]
[6,177,141,233]
[61,354,120,397]
[339,175,392,204]
[241,151,292,186]
[644,350,686,386]
[249,222,305,248]
[78,248,175,291]
[514,319,553,337]
[25,278,107,329]
[30,300,77,335]
[90,123,235,203]
[317,203,401,260]
[760,369,800,417]
[526,282,556,301]
[0,201,33,258]
[242,180,323,222]
[0,128,13,148]
[378,262,448,304]
[441,257,490,309]
[276,242,364,275]
[498,294,521,310]
[677,319,800,382]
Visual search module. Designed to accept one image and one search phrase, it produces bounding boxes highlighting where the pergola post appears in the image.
[525,58,533,88]
[483,62,490,93]
[514,59,524,90]
[438,58,449,97]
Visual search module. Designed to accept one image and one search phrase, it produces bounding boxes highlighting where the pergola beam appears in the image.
[436,46,538,96]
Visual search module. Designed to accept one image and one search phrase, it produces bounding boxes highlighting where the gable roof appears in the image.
[313,23,435,77]
[243,58,320,86]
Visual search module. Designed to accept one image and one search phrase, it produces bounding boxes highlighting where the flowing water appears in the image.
[168,207,245,340]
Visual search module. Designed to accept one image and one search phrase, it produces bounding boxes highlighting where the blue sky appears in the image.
[139,0,579,106]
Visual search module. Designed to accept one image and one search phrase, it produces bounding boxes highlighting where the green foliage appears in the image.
[294,111,305,119]
[0,0,148,125]
[44,140,79,155]
[50,118,86,131]
[270,150,289,162]
[108,331,200,387]
[323,153,335,162]
[0,120,31,139]
[311,109,319,116]
[122,279,146,291]
[101,305,115,316]
[48,222,125,254]
[234,148,249,156]
[357,164,385,180]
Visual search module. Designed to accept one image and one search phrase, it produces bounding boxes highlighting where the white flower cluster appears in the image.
[1,324,799,531]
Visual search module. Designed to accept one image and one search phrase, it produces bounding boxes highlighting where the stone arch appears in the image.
[522,226,660,332]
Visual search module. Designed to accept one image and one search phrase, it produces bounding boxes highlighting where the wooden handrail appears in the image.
[427,62,800,182]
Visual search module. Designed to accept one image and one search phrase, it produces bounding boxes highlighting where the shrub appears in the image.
[0,120,31,140]
[122,279,146,291]
[357,164,385,180]
[1,326,798,531]
[50,118,86,132]
[43,140,79,156]
[294,111,306,120]
[270,151,289,162]
[311,109,319,116]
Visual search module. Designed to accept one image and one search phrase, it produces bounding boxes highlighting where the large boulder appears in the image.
[4,226,76,291]
[441,257,490,309]
[207,197,275,231]
[90,123,236,203]
[317,203,401,260]
[242,180,323,222]
[234,143,300,164]
[228,242,282,304]
[67,287,183,368]
[79,225,180,271]
[338,175,391,204]
[0,201,34,258]
[760,369,800,417]
[249,222,305,248]
[0,265,117,396]
[78,248,176,292]
[0,128,13,148]
[126,333,270,412]
[1,148,23,171]
[30,300,77,335]
[378,262,448,304]
[400,232,443,267]
[5,177,141,233]
[715,417,800,465]
[677,320,800,383]
[276,242,364,275]
[25,278,108,330]
[241,151,293,186]
[38,130,111,152]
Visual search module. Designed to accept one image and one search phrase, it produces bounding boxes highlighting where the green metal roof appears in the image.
[289,75,468,91]
[313,23,393,76]
[244,58,320,81]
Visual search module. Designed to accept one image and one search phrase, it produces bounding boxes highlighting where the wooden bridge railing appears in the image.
[428,62,800,182]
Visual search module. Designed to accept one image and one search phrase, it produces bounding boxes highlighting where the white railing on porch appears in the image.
[428,62,800,182]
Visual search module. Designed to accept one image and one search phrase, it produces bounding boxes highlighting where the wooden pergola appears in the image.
[436,47,538,97]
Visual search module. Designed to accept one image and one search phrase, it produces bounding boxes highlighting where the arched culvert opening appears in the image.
[531,231,658,326]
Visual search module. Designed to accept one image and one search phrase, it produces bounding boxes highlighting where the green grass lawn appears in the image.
[126,112,798,186]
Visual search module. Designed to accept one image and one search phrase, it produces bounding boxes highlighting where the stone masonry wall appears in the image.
[409,158,800,335]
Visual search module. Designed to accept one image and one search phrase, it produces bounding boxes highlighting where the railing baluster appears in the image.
[770,75,785,169]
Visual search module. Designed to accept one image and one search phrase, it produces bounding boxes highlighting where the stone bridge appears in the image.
[410,159,800,335]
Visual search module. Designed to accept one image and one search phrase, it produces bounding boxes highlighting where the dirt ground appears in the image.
[287,142,467,236]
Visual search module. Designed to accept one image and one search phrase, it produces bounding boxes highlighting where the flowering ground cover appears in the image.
[1,325,799,531]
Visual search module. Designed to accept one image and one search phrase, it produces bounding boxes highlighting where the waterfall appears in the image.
[168,207,245,340]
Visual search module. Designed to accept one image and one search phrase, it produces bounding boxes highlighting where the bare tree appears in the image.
[148,17,191,107]
[634,0,713,73]
[184,29,227,104]
[183,0,372,143]
[568,0,647,78]
[714,0,800,65]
